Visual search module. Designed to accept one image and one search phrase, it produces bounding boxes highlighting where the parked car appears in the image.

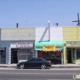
[17,57,51,69]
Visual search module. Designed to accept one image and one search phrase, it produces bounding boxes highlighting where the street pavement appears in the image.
[0,68,80,80]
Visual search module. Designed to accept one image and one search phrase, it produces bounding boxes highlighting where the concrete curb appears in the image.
[0,66,8,68]
[0,65,17,68]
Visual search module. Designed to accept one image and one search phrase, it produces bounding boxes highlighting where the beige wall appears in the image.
[63,26,80,64]
[1,28,35,40]
[63,26,80,41]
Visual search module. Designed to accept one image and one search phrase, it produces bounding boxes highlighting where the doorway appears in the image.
[11,49,18,64]
[67,48,72,63]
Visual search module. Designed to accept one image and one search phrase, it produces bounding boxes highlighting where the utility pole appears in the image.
[72,13,80,26]
[48,20,50,41]
[16,23,19,28]
[56,23,58,27]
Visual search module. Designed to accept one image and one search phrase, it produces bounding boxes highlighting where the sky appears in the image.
[0,0,80,28]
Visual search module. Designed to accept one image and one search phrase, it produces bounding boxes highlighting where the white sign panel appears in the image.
[10,43,17,48]
[16,42,33,48]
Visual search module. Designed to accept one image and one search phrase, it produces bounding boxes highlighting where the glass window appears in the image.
[56,51,61,57]
[38,51,42,57]
[19,55,27,60]
[76,49,80,60]
[18,49,33,60]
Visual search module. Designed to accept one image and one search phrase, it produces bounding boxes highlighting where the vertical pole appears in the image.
[48,20,50,41]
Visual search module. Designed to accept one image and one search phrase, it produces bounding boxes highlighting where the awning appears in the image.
[35,41,64,51]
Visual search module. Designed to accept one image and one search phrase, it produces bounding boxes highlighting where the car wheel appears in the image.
[41,64,46,69]
[19,64,25,69]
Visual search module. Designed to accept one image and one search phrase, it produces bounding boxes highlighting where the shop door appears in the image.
[67,48,72,63]
[11,49,18,63]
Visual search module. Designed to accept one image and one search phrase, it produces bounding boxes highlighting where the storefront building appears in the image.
[0,28,35,64]
[9,41,34,64]
[0,41,35,64]
[35,41,64,64]
[65,41,80,64]
[63,27,80,64]
[35,27,64,64]
[1,26,80,65]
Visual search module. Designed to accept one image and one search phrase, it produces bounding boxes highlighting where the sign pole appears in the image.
[48,20,50,41]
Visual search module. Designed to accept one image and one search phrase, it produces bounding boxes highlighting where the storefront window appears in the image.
[38,51,61,64]
[56,51,61,57]
[19,54,27,60]
[38,51,42,57]
[76,49,80,60]
[18,49,33,60]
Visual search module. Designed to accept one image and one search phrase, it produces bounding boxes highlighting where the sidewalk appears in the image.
[0,64,16,68]
[51,64,80,68]
[0,64,80,68]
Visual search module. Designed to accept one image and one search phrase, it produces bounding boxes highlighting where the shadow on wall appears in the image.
[39,27,49,42]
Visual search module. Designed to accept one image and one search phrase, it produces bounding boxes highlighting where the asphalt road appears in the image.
[0,68,80,80]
